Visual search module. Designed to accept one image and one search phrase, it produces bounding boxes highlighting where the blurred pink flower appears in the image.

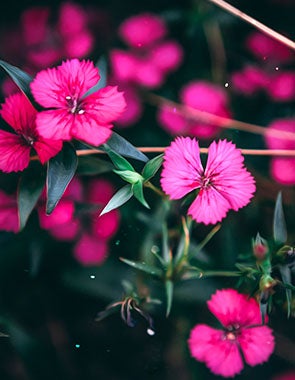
[0,190,20,233]
[231,66,270,95]
[161,137,255,225]
[73,233,108,266]
[272,371,295,380]
[265,119,295,185]
[0,93,62,173]
[246,32,293,63]
[30,59,126,146]
[267,71,295,102]
[158,81,231,140]
[188,289,275,377]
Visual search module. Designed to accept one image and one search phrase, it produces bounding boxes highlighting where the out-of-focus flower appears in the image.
[38,178,120,266]
[188,289,275,377]
[231,66,270,96]
[0,190,20,233]
[161,137,255,225]
[110,12,183,127]
[265,119,295,185]
[272,371,295,380]
[157,81,231,139]
[266,71,295,102]
[0,93,62,173]
[30,59,126,146]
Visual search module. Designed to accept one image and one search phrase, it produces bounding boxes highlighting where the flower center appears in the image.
[65,96,85,115]
[223,324,241,342]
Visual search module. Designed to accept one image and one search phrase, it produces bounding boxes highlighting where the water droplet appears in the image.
[275,66,279,71]
[75,344,80,348]
[151,245,159,254]
[224,82,229,88]
[78,109,85,114]
[147,328,155,336]
[115,240,120,246]
[90,275,95,279]
[65,96,71,100]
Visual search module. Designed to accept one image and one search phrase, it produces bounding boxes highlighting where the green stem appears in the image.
[144,181,167,198]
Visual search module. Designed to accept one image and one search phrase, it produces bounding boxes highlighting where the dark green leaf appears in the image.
[279,265,292,317]
[105,132,148,162]
[132,181,150,208]
[273,192,287,244]
[120,258,163,277]
[165,280,174,317]
[142,154,164,181]
[17,162,46,229]
[77,156,113,175]
[100,184,133,216]
[162,223,170,264]
[46,143,77,214]
[103,145,135,171]
[0,60,34,103]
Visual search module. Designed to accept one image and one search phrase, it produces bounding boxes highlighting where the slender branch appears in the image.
[146,93,295,142]
[208,0,295,51]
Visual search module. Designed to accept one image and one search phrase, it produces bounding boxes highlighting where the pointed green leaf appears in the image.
[142,154,164,181]
[132,181,150,209]
[0,60,34,103]
[105,132,148,162]
[279,265,292,317]
[165,280,174,317]
[273,192,287,244]
[120,257,163,277]
[162,223,170,264]
[113,170,142,184]
[103,146,135,171]
[100,184,133,216]
[17,162,46,229]
[46,143,77,214]
[77,156,113,175]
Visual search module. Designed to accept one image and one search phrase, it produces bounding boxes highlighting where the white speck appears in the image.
[275,66,279,71]
[75,344,80,348]
[115,240,120,246]
[90,275,95,279]
[151,245,159,254]
[65,96,71,100]
[147,328,155,336]
[224,82,229,88]
[78,109,85,114]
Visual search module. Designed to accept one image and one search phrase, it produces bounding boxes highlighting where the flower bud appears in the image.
[252,232,268,260]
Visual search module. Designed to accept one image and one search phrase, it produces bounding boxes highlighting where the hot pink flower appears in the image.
[267,71,295,102]
[73,233,108,266]
[0,93,62,173]
[231,66,270,95]
[188,289,275,377]
[0,190,20,233]
[157,81,231,139]
[161,137,255,225]
[30,59,126,146]
[265,119,295,185]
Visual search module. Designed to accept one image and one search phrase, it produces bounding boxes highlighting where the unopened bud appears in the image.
[253,233,268,260]
[259,275,276,293]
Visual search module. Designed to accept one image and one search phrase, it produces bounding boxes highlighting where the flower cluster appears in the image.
[0,58,126,173]
[188,289,275,377]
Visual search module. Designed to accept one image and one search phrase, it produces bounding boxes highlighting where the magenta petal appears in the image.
[0,131,31,172]
[38,200,74,230]
[70,117,112,146]
[270,158,295,185]
[0,190,20,233]
[207,289,263,327]
[188,187,230,225]
[35,110,72,140]
[49,218,80,241]
[188,324,244,378]
[160,137,203,199]
[34,138,63,164]
[74,234,108,266]
[239,326,275,366]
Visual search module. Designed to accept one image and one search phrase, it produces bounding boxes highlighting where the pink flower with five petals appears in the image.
[188,289,275,377]
[30,59,126,146]
[0,92,62,173]
[160,137,255,225]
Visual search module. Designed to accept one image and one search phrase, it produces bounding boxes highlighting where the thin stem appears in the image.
[146,93,295,142]
[208,0,295,51]
[144,180,167,197]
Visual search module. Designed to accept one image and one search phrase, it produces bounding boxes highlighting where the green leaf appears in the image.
[100,184,133,216]
[103,146,135,171]
[162,223,170,264]
[279,265,292,317]
[46,143,77,214]
[105,132,148,162]
[120,258,163,277]
[113,169,143,184]
[273,192,287,244]
[77,156,113,175]
[132,181,150,209]
[142,154,164,181]
[165,280,174,317]
[17,162,46,229]
[0,60,34,103]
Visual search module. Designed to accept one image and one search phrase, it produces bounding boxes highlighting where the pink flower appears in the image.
[157,81,231,139]
[231,66,270,95]
[272,371,295,380]
[73,233,108,266]
[0,190,20,233]
[30,59,126,146]
[161,137,256,225]
[265,119,295,185]
[188,289,275,377]
[267,71,295,102]
[0,93,62,173]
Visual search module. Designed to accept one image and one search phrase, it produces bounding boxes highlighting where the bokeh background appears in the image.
[0,0,294,379]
